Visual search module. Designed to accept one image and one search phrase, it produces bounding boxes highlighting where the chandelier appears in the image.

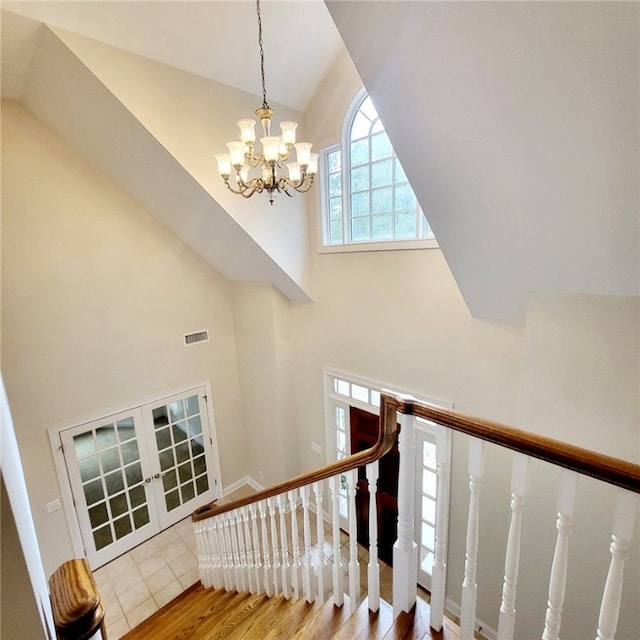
[215,0,317,205]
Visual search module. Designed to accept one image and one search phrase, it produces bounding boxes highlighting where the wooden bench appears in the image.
[49,558,107,640]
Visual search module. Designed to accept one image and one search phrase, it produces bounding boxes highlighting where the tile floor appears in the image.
[93,515,200,639]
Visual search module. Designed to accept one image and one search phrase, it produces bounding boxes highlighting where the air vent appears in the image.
[184,330,209,347]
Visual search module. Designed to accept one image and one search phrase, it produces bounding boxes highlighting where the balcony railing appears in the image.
[192,393,639,640]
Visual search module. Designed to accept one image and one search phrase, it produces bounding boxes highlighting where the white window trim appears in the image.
[318,89,439,254]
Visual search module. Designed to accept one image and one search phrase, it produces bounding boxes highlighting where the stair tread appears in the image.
[261,595,323,640]
[332,596,395,640]
[290,595,352,640]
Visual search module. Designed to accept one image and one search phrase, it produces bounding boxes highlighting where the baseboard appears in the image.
[223,475,264,496]
[444,597,497,640]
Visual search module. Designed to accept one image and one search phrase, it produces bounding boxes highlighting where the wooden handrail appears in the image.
[192,396,400,522]
[192,392,639,523]
[383,393,640,494]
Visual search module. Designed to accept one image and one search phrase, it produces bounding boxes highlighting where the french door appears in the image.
[60,387,218,568]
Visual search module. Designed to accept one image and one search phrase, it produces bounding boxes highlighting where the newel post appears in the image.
[393,409,419,617]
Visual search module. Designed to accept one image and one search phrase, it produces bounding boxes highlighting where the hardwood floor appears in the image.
[122,583,464,640]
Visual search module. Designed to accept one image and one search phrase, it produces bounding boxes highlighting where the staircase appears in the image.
[121,582,461,640]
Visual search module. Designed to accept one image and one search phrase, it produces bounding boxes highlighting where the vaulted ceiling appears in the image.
[3,1,638,324]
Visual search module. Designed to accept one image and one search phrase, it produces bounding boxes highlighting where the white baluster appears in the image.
[268,497,281,595]
[313,481,326,604]
[460,437,485,640]
[300,485,315,603]
[259,500,272,596]
[331,474,344,606]
[393,411,418,617]
[596,490,638,640]
[249,503,263,594]
[288,490,301,600]
[348,469,361,612]
[430,424,451,631]
[498,453,530,640]
[206,519,221,590]
[277,494,291,598]
[221,513,234,590]
[241,507,255,593]
[542,469,579,640]
[229,512,245,591]
[193,521,208,587]
[367,461,380,613]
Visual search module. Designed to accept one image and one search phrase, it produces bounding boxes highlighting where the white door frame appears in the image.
[49,381,222,564]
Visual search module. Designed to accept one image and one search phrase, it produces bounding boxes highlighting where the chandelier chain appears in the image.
[256,0,269,110]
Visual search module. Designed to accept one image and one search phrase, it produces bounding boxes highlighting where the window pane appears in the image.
[351,384,368,402]
[423,469,436,497]
[371,159,393,188]
[423,442,437,470]
[395,158,408,183]
[351,216,370,242]
[335,379,350,396]
[360,96,378,121]
[327,149,341,173]
[328,173,342,197]
[351,192,369,217]
[350,166,369,193]
[371,188,392,214]
[422,495,436,523]
[329,221,343,244]
[395,184,416,211]
[337,430,346,452]
[336,406,346,428]
[421,523,435,550]
[329,197,342,221]
[371,132,392,160]
[372,214,393,239]
[351,112,371,140]
[396,211,417,238]
[350,139,369,166]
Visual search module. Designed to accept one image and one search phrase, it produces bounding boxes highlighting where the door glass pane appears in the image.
[186,395,199,417]
[121,440,140,465]
[114,515,133,540]
[73,433,95,458]
[96,425,117,449]
[155,427,171,451]
[196,475,209,496]
[133,506,150,529]
[116,418,135,442]
[100,448,120,474]
[78,456,100,483]
[110,494,129,519]
[152,394,210,515]
[422,495,436,523]
[422,469,436,497]
[84,479,104,506]
[94,525,113,551]
[188,416,202,438]
[153,406,169,428]
[88,503,109,529]
[169,400,185,422]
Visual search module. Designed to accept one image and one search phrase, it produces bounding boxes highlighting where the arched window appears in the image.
[322,91,435,249]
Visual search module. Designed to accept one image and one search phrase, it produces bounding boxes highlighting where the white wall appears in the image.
[1,100,248,576]
[284,49,640,638]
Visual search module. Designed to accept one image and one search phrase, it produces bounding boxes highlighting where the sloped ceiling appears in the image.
[2,2,638,324]
[1,3,345,304]
[328,1,639,323]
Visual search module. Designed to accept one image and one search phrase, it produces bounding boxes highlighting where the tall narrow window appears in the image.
[322,92,436,250]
